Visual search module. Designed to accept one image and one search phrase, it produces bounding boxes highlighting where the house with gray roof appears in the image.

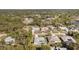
[60,35,76,45]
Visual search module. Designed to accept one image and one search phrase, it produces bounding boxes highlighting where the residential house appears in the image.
[60,35,76,45]
[4,36,15,45]
[34,34,47,46]
[41,27,49,32]
[68,25,79,33]
[23,17,33,25]
[48,34,61,44]
[32,26,40,35]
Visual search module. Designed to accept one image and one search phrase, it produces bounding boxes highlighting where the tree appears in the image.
[41,45,50,50]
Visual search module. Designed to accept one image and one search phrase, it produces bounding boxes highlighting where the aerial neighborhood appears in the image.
[0,10,79,50]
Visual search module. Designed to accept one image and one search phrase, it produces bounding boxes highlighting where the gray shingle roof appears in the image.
[60,35,76,43]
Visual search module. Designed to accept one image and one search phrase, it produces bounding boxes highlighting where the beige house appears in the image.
[41,27,49,32]
[23,17,33,25]
[48,34,61,44]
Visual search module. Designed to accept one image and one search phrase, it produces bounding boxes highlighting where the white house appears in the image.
[4,36,15,45]
[23,17,33,24]
[32,26,40,35]
[34,34,47,46]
